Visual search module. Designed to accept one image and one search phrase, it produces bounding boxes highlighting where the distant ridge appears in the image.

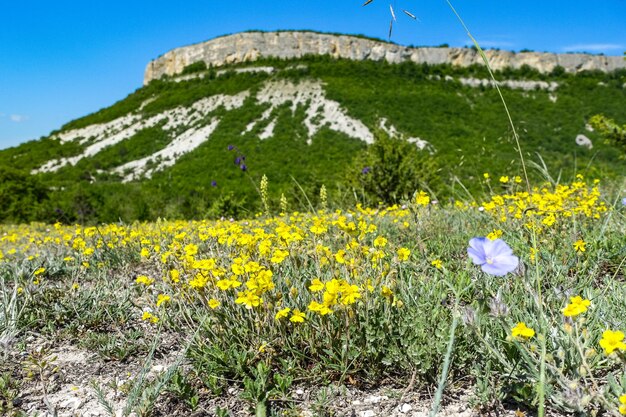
[144,30,626,84]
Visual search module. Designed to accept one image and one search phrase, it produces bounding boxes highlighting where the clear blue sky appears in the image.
[1,0,625,149]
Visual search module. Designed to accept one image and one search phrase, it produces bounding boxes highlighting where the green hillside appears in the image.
[1,56,625,223]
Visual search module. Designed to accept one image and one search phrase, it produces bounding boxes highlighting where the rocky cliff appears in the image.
[144,31,626,85]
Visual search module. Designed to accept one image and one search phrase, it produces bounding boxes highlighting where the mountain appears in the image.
[1,31,625,223]
[144,31,626,84]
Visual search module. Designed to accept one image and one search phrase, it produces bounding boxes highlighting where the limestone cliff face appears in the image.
[144,31,626,85]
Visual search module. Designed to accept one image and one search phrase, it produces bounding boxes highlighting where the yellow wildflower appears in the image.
[573,239,586,253]
[235,291,262,309]
[208,299,220,309]
[135,275,154,286]
[309,278,325,292]
[499,176,509,183]
[184,243,198,257]
[619,394,626,415]
[334,249,347,264]
[156,294,171,307]
[290,309,306,323]
[431,259,443,269]
[189,273,209,290]
[340,284,361,305]
[33,267,46,276]
[397,247,411,261]
[192,259,216,270]
[216,278,241,291]
[310,223,327,235]
[270,249,289,264]
[142,311,159,323]
[599,330,626,355]
[381,286,393,298]
[511,322,535,339]
[169,269,180,283]
[562,295,591,317]
[275,307,291,320]
[486,229,503,240]
[373,236,388,248]
[308,301,333,315]
[415,191,430,207]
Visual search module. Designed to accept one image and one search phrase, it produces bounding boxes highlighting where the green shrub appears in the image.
[348,130,443,205]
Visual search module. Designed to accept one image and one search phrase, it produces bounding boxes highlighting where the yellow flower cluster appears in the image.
[479,176,608,228]
[307,277,361,316]
[0,204,419,324]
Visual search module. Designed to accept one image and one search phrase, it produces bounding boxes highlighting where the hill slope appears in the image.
[1,32,625,223]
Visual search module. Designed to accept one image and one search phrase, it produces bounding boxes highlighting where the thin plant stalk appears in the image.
[429,310,459,417]
[445,3,547,415]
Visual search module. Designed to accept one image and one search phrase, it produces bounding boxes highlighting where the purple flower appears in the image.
[240,163,247,172]
[227,145,235,151]
[234,156,241,165]
[622,197,626,206]
[361,167,371,174]
[211,180,217,187]
[468,237,519,276]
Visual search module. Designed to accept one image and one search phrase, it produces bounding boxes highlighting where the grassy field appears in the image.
[1,175,625,416]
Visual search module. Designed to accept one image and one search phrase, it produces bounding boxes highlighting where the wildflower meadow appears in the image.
[1,3,625,416]
[1,174,625,416]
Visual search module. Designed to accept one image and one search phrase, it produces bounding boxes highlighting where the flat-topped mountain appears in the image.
[144,31,626,84]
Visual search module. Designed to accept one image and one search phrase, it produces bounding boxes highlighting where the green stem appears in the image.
[445,0,530,193]
[537,334,546,417]
[429,313,459,417]
[256,400,267,417]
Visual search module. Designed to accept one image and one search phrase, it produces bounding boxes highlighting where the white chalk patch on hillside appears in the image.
[407,137,431,150]
[458,77,559,91]
[33,91,249,175]
[379,118,434,152]
[244,107,273,134]
[55,114,140,144]
[379,118,399,137]
[216,66,275,77]
[162,91,250,131]
[112,91,249,181]
[259,118,277,140]
[34,115,167,173]
[115,119,220,181]
[34,80,376,178]
[252,80,374,144]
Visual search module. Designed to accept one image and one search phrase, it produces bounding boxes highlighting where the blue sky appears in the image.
[1,0,625,149]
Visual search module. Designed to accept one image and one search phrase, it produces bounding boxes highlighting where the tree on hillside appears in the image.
[349,130,442,205]
[0,167,49,223]
[589,114,626,155]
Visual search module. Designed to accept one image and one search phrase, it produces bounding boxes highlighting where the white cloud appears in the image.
[9,114,29,123]
[562,43,624,52]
